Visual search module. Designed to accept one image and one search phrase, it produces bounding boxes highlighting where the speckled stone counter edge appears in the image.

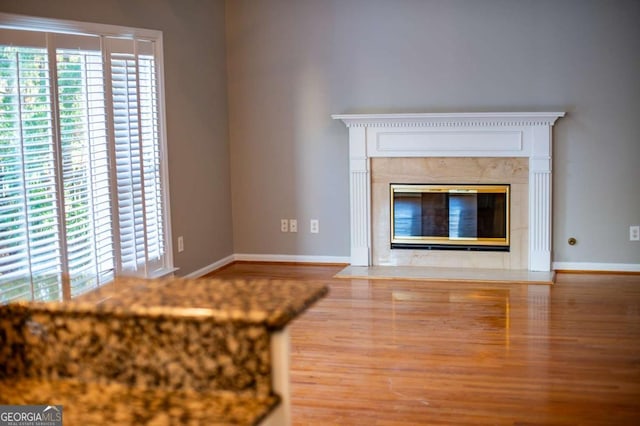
[10,277,330,330]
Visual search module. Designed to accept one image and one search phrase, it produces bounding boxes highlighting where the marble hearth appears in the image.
[332,112,565,274]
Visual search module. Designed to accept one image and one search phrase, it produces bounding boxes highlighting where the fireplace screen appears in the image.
[390,184,510,251]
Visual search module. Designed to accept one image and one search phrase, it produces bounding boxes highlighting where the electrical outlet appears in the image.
[310,219,319,234]
[630,225,640,241]
[280,219,288,233]
[177,236,184,253]
[289,219,297,233]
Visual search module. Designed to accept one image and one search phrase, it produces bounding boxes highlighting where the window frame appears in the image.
[0,12,174,300]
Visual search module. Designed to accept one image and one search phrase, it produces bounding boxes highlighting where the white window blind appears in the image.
[0,39,62,301]
[0,21,172,303]
[108,39,166,277]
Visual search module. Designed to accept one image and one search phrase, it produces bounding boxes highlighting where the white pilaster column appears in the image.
[529,126,553,271]
[348,126,371,266]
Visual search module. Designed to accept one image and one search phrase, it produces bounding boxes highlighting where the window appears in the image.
[0,15,173,303]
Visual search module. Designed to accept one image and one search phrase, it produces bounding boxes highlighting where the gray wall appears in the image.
[227,0,640,265]
[3,0,638,271]
[0,0,234,275]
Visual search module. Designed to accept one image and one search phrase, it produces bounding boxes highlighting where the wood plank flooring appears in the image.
[207,263,640,425]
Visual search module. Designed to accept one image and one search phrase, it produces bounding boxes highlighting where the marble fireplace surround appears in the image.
[332,112,565,273]
[371,157,528,270]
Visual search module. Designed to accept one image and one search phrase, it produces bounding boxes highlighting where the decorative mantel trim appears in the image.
[332,112,565,272]
[331,112,564,128]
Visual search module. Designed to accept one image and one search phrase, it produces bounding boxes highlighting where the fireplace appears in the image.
[390,183,510,251]
[332,112,565,272]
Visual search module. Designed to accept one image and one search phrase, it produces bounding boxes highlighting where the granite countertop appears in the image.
[0,277,329,425]
[20,277,330,330]
[0,377,279,425]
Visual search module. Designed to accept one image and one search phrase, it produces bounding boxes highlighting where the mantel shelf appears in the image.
[331,112,565,128]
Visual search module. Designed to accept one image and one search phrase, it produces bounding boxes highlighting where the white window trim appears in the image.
[0,12,162,40]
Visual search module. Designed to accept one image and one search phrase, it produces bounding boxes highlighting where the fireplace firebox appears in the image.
[390,184,510,251]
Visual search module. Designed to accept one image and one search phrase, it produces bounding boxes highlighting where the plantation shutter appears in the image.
[53,34,115,296]
[107,38,166,277]
[0,24,171,303]
[0,29,63,301]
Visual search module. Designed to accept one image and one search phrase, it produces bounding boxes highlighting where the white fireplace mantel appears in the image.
[332,112,565,272]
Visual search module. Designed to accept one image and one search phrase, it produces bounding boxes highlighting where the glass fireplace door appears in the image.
[391,184,510,251]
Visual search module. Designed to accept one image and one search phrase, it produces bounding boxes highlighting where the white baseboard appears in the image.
[182,254,235,278]
[233,253,350,264]
[553,262,640,273]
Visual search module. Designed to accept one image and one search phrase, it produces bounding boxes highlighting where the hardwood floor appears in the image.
[207,263,640,425]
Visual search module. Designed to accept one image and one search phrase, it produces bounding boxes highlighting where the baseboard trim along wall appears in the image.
[183,254,236,278]
[233,253,350,264]
[552,262,640,273]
